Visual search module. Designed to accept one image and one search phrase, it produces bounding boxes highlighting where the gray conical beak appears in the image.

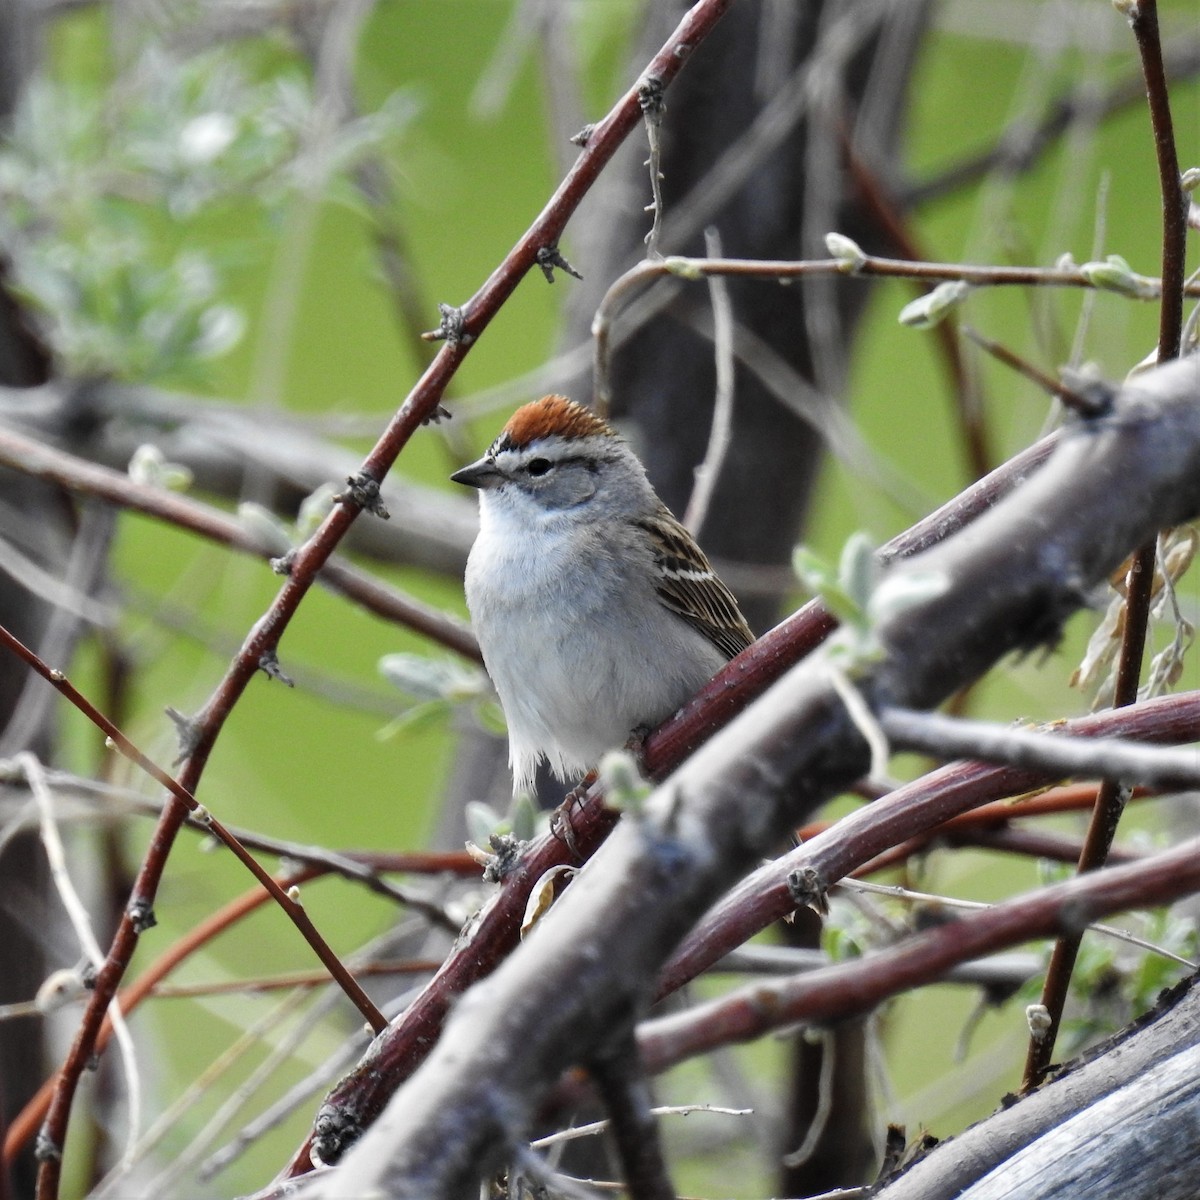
[450,457,503,490]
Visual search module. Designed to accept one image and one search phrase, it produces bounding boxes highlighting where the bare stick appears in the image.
[1022,0,1190,1090]
[683,227,736,536]
[589,1033,677,1200]
[591,251,1199,410]
[22,754,142,1171]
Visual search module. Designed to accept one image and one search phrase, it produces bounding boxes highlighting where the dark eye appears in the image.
[525,457,553,477]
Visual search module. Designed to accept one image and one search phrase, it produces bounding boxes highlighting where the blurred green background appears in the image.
[11,0,1197,1194]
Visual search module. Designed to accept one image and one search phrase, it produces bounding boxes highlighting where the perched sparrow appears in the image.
[451,394,753,794]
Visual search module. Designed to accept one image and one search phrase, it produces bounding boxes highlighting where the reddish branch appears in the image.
[1023,0,1190,1089]
[5,867,321,1164]
[638,830,1200,1073]
[0,625,386,1035]
[32,3,738,1196]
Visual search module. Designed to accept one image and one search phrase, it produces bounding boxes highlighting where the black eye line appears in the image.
[522,453,594,477]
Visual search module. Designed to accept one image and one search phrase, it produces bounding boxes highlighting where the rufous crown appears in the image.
[496,395,614,450]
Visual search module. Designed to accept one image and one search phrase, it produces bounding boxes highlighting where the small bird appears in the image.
[451,395,753,795]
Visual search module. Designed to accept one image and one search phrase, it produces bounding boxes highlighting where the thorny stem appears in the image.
[638,76,667,258]
[1022,0,1188,1091]
[32,3,736,1196]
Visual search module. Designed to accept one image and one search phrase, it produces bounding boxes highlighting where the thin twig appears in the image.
[197,976,429,1185]
[961,325,1109,417]
[149,959,443,999]
[907,35,1200,206]
[95,986,317,1199]
[5,869,323,1164]
[591,251,1198,411]
[529,1105,752,1151]
[638,74,667,258]
[0,424,480,662]
[638,831,1200,1075]
[841,877,1196,970]
[589,1032,677,1200]
[1131,0,1188,363]
[779,1029,835,1169]
[0,624,388,1038]
[1023,0,1189,1090]
[0,766,476,894]
[842,132,990,481]
[22,754,142,1172]
[683,227,736,536]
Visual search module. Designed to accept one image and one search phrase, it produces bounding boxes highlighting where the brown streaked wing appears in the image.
[636,510,754,661]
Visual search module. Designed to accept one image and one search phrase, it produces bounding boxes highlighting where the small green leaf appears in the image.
[128,443,194,492]
[296,483,339,540]
[379,653,487,703]
[793,544,865,629]
[838,532,880,613]
[792,545,839,595]
[476,699,508,736]
[510,793,538,843]
[374,699,450,741]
